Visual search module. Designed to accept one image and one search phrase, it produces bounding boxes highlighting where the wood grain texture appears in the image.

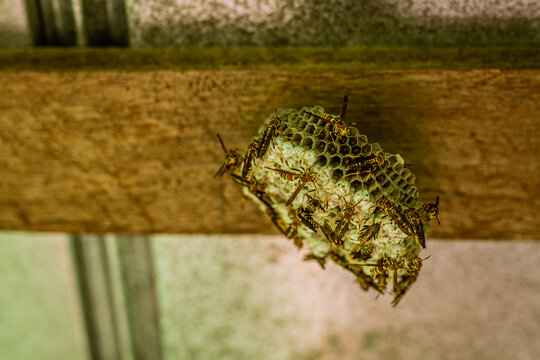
[0,70,538,239]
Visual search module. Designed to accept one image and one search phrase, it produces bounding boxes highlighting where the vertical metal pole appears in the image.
[71,235,162,360]
[117,236,163,360]
[24,0,49,45]
[23,0,77,45]
[58,0,77,45]
[108,0,130,46]
[80,0,111,46]
[39,0,61,44]
[71,235,123,360]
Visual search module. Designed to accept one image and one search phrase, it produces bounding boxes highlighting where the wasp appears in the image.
[241,138,261,180]
[329,252,365,277]
[292,236,303,249]
[320,198,359,248]
[391,272,421,307]
[267,165,317,207]
[285,211,318,239]
[354,255,427,305]
[356,271,383,294]
[383,256,406,294]
[375,195,413,236]
[403,197,439,248]
[334,199,360,241]
[392,275,416,306]
[353,255,404,272]
[405,255,429,275]
[356,223,381,246]
[265,207,289,237]
[304,252,327,269]
[350,244,374,261]
[297,209,320,232]
[257,112,291,159]
[285,196,321,238]
[368,259,388,293]
[285,213,301,239]
[215,133,243,177]
[353,255,407,294]
[231,174,273,210]
[345,153,386,179]
[403,209,426,248]
[385,256,406,271]
[321,221,343,248]
[391,274,415,306]
[302,193,327,214]
[391,255,430,306]
[421,196,440,225]
[292,193,326,233]
[303,95,354,146]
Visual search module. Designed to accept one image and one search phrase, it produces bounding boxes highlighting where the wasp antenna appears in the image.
[435,195,440,206]
[301,191,312,205]
[340,95,349,121]
[422,254,432,261]
[216,133,228,153]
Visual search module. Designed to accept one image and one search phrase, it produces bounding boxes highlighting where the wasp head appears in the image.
[423,196,440,225]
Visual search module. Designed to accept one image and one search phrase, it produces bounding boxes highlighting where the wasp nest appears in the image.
[217,97,439,306]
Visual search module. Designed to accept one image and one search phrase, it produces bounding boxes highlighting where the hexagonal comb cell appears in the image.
[329,155,342,167]
[361,144,372,154]
[316,154,328,166]
[326,143,338,155]
[351,145,362,156]
[371,143,382,154]
[301,137,314,149]
[332,169,344,181]
[387,155,399,165]
[220,102,437,306]
[339,144,351,155]
[292,133,303,145]
[297,120,308,131]
[307,123,319,134]
[314,140,326,152]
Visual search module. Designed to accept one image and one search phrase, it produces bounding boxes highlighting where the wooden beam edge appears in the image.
[0,46,539,71]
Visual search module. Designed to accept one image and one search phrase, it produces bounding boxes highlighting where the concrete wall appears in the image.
[130,0,540,46]
[0,0,538,47]
[1,232,539,359]
[0,0,31,47]
[0,233,88,360]
[152,235,540,360]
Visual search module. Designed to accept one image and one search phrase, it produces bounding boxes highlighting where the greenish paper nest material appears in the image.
[217,97,439,306]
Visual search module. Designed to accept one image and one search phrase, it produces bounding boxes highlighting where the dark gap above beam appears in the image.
[0,47,539,71]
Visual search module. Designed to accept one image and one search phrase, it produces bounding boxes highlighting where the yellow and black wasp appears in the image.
[375,195,413,237]
[303,96,355,146]
[215,133,243,177]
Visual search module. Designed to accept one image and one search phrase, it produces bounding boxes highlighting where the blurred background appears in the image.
[1,1,539,360]
[1,0,539,48]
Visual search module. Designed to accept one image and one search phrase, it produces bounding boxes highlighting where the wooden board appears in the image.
[0,68,539,239]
